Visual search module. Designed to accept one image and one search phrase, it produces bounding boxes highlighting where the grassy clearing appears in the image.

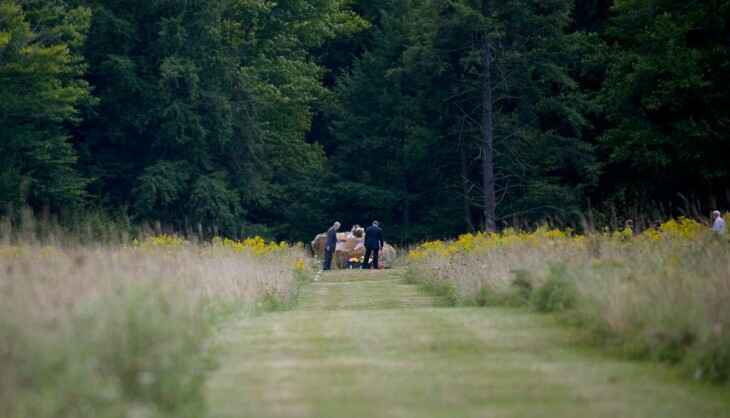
[207,268,730,418]
[0,233,309,418]
[406,218,730,384]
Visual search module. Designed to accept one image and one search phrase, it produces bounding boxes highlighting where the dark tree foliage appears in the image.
[597,0,730,214]
[71,0,365,239]
[572,0,613,31]
[329,0,599,239]
[0,0,92,211]
[1,0,728,241]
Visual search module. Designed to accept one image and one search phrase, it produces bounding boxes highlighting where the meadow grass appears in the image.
[207,267,730,418]
[0,230,310,418]
[406,218,730,384]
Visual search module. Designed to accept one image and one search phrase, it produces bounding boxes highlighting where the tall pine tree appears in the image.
[74,0,365,238]
[0,0,92,212]
[599,0,730,211]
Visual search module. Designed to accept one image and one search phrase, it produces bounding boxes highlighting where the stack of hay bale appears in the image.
[335,226,365,268]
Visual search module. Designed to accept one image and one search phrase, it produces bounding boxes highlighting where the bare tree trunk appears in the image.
[481,0,496,232]
[400,136,411,243]
[402,178,410,242]
[458,120,475,233]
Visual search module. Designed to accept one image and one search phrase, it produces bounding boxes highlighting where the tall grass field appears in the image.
[406,217,730,384]
[0,225,309,418]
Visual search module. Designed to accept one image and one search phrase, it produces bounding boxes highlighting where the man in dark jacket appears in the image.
[362,221,384,269]
[323,221,341,270]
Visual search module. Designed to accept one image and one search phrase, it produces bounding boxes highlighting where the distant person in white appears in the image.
[711,210,725,234]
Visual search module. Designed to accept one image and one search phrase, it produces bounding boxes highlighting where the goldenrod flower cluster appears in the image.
[293,258,306,272]
[0,245,62,259]
[131,234,306,270]
[408,226,573,261]
[637,217,705,241]
[134,234,187,248]
[408,217,711,261]
[0,245,22,258]
[212,236,290,256]
[133,234,289,254]
[212,237,306,271]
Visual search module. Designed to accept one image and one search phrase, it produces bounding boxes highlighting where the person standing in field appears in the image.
[711,210,726,234]
[323,221,341,270]
[363,221,384,269]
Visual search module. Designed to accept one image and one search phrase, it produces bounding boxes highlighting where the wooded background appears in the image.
[2,0,729,242]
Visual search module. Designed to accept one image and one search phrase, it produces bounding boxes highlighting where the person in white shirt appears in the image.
[711,210,725,234]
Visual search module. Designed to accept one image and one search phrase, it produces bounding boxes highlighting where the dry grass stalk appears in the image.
[407,221,730,382]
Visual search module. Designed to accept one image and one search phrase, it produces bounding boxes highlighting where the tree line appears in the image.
[1,0,729,242]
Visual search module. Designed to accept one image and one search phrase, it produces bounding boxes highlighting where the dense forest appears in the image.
[1,0,729,242]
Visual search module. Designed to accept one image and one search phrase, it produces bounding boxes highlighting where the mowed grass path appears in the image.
[207,269,730,418]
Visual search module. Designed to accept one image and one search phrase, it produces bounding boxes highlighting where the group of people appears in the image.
[322,221,384,271]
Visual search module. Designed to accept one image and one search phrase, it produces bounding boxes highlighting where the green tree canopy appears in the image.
[2,0,729,241]
[0,0,92,211]
[598,0,730,208]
